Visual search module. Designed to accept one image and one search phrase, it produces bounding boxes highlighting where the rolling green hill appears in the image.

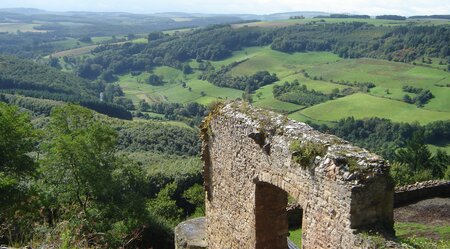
[292,93,450,124]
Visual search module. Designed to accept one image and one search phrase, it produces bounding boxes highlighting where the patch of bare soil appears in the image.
[394,198,450,241]
[394,197,450,225]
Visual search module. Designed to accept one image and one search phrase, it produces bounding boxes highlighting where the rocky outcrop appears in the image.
[175,217,207,249]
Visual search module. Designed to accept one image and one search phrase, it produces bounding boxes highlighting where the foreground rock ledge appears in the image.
[182,102,403,249]
[175,217,207,249]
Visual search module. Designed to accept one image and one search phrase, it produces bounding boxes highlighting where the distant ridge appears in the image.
[154,11,330,20]
[0,8,50,15]
[0,8,330,21]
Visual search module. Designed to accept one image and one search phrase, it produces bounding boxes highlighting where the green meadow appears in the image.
[0,23,45,33]
[118,68,243,105]
[114,45,449,127]
[306,58,450,112]
[295,93,450,124]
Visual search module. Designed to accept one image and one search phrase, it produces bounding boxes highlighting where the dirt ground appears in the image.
[394,197,450,240]
[395,197,450,225]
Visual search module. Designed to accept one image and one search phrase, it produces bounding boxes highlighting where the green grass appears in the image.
[428,144,450,154]
[253,82,304,113]
[91,35,127,43]
[48,37,147,57]
[0,23,45,33]
[296,93,450,124]
[289,228,302,248]
[47,38,92,51]
[115,46,449,126]
[211,46,340,78]
[117,68,243,105]
[152,66,185,82]
[413,57,450,71]
[306,58,450,112]
[395,222,450,248]
[131,38,148,44]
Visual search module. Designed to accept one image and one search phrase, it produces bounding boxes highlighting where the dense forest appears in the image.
[311,118,450,184]
[0,55,132,119]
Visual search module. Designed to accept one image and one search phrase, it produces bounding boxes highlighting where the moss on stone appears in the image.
[290,140,327,169]
[200,101,225,140]
[348,158,360,173]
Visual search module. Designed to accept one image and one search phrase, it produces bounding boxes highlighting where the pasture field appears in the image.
[211,46,340,78]
[413,57,450,71]
[49,37,147,57]
[116,45,450,126]
[46,38,92,51]
[306,58,450,112]
[253,82,303,113]
[428,144,450,154]
[117,69,243,105]
[296,93,450,124]
[0,23,45,33]
[50,44,99,58]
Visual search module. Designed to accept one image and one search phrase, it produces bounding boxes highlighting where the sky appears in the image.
[1,0,450,16]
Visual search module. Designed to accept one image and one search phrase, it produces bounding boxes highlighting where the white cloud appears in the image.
[1,0,449,16]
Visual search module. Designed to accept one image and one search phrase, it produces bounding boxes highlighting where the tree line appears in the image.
[199,60,278,91]
[310,117,450,185]
[71,23,450,86]
[0,55,132,119]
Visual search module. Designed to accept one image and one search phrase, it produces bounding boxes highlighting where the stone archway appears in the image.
[254,182,288,249]
[200,102,396,249]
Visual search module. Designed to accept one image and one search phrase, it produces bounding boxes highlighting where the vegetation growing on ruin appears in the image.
[289,140,327,168]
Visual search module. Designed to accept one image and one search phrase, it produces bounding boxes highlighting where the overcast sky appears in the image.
[1,0,450,16]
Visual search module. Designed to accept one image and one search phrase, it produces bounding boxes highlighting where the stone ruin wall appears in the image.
[200,102,398,249]
[394,180,450,207]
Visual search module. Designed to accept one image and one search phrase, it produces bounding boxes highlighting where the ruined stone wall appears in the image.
[201,103,397,249]
[394,180,450,207]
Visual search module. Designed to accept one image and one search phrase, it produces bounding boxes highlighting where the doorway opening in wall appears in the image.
[287,194,303,249]
[254,182,303,249]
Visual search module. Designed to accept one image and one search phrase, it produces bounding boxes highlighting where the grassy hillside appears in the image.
[306,58,450,112]
[118,69,243,106]
[0,22,45,33]
[294,93,450,124]
[114,43,450,125]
